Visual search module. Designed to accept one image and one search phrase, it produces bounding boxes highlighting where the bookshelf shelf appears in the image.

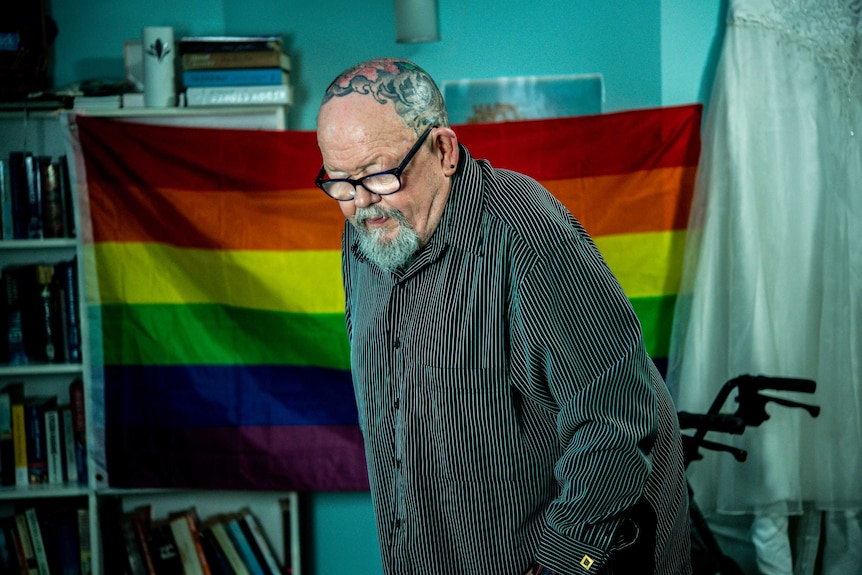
[0,363,83,377]
[0,483,90,500]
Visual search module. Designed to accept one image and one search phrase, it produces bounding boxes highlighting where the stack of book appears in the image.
[103,504,289,575]
[2,152,76,241]
[179,35,293,107]
[0,502,91,575]
[0,379,88,490]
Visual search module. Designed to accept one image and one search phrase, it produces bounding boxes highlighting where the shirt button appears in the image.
[393,338,401,349]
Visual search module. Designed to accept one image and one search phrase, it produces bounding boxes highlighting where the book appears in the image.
[60,405,78,484]
[185,84,292,107]
[131,505,157,575]
[77,506,92,575]
[224,514,264,575]
[51,505,81,575]
[182,68,289,88]
[168,509,211,575]
[56,261,81,364]
[0,516,22,574]
[24,395,56,485]
[37,157,67,239]
[178,35,282,54]
[44,404,63,484]
[68,378,87,482]
[119,511,148,575]
[238,508,280,575]
[16,264,52,364]
[23,154,43,239]
[15,513,39,575]
[197,526,231,575]
[147,519,183,575]
[7,152,30,240]
[2,266,30,365]
[24,508,50,575]
[205,518,250,575]
[181,50,291,71]
[0,381,22,486]
[11,390,29,487]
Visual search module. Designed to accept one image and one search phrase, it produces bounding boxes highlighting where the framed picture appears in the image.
[443,73,604,124]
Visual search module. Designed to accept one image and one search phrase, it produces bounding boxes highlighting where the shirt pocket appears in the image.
[424,365,525,482]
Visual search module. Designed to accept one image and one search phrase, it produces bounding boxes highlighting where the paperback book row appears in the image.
[0,500,92,575]
[0,379,88,490]
[179,35,293,108]
[1,153,76,241]
[1,260,82,366]
[102,502,291,575]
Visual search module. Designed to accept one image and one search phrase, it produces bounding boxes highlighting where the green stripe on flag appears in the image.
[101,303,350,369]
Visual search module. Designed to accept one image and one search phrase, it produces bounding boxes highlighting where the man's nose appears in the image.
[353,185,381,209]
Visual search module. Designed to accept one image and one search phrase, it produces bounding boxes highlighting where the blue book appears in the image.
[224,515,265,575]
[182,67,288,87]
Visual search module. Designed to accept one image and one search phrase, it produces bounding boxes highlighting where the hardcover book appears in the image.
[0,381,22,486]
[23,395,56,485]
[178,35,282,54]
[181,67,289,88]
[185,84,292,107]
[168,509,211,575]
[181,50,291,71]
[44,404,63,484]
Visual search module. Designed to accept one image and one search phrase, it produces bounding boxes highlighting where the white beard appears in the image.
[354,205,420,272]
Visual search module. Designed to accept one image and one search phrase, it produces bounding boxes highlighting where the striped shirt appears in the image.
[342,146,691,574]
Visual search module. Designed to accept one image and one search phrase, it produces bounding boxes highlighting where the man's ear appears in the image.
[433,127,459,177]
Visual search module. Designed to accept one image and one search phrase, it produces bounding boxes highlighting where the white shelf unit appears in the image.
[0,106,299,575]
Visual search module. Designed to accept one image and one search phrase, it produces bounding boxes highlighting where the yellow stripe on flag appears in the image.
[593,230,687,298]
[93,242,345,314]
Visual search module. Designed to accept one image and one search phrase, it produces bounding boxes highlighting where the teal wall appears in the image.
[48,0,724,572]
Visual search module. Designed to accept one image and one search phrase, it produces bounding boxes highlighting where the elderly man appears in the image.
[315,57,691,575]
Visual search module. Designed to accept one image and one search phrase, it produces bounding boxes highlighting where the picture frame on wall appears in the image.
[442,73,604,124]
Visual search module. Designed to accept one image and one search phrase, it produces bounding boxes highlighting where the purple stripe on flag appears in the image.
[106,424,370,491]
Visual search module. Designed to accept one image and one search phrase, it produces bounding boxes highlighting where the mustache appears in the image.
[355,205,402,228]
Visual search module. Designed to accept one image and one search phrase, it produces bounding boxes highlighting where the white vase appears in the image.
[142,26,176,107]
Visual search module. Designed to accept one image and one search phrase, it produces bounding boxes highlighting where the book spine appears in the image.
[77,506,92,575]
[178,37,282,54]
[24,399,50,485]
[3,266,30,365]
[0,387,14,486]
[240,509,280,575]
[45,406,63,484]
[60,405,78,484]
[12,400,29,487]
[15,513,38,575]
[34,265,56,363]
[185,84,292,107]
[169,514,209,575]
[59,261,81,363]
[225,517,264,575]
[8,152,29,240]
[24,508,50,575]
[23,155,43,240]
[209,522,250,575]
[182,68,287,87]
[120,514,148,575]
[181,51,290,71]
[69,378,87,483]
[38,157,66,239]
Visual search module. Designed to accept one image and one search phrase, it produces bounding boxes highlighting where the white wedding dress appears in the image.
[666,0,862,572]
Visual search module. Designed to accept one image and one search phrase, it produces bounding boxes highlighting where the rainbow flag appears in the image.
[73,104,700,491]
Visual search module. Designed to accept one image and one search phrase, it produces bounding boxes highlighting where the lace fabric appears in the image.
[667,0,862,515]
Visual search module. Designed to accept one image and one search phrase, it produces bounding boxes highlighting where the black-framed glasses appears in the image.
[315,125,437,201]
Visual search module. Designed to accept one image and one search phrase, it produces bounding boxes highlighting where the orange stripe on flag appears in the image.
[88,181,343,251]
[543,166,696,237]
